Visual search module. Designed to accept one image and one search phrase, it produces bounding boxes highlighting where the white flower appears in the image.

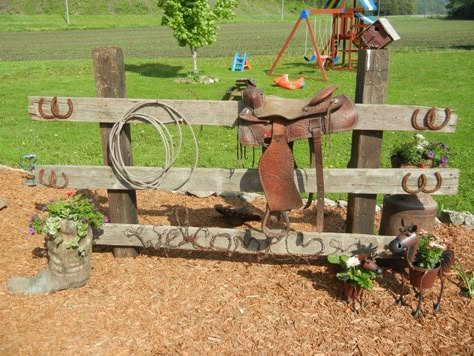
[346,256,361,268]
[415,134,425,140]
[429,240,446,250]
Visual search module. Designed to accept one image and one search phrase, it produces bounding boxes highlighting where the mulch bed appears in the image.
[0,168,473,355]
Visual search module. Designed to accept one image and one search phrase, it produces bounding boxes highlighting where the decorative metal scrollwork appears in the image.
[38,169,69,189]
[411,107,451,131]
[38,97,73,120]
[401,172,443,194]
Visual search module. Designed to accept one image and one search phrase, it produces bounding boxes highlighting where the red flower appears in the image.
[418,163,425,168]
[65,189,77,197]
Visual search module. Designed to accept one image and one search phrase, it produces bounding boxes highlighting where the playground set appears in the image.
[268,0,399,81]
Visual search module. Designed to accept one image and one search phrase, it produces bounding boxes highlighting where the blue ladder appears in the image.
[231,52,247,72]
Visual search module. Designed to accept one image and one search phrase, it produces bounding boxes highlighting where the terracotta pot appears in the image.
[409,264,440,290]
[343,281,362,299]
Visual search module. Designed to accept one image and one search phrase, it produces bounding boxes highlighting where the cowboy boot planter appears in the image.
[8,219,93,295]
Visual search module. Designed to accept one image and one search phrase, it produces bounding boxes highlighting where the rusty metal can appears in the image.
[379,194,438,236]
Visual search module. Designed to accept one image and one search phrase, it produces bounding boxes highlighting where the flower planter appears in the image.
[343,281,362,299]
[409,264,440,290]
[8,219,93,294]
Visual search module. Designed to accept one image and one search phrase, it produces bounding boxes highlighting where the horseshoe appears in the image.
[411,107,451,131]
[426,107,451,131]
[420,171,443,194]
[38,169,69,189]
[50,97,73,119]
[402,172,443,194]
[38,98,55,119]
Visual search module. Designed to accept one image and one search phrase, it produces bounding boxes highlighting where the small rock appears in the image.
[439,209,467,226]
[336,200,348,209]
[324,198,337,207]
[375,204,382,212]
[240,193,262,203]
[463,213,474,229]
[186,191,216,198]
[218,192,241,198]
[0,198,6,210]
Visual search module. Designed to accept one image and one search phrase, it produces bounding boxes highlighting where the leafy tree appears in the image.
[446,0,474,18]
[380,0,416,15]
[158,0,238,74]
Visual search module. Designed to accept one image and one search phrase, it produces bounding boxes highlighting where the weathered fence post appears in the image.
[346,49,390,234]
[92,47,139,258]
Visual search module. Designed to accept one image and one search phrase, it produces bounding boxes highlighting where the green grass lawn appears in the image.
[0,16,473,212]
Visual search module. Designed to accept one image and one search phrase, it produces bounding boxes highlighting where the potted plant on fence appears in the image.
[380,133,451,235]
[327,255,382,312]
[7,190,106,295]
[390,133,449,168]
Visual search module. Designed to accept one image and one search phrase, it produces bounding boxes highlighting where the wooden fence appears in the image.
[27,47,459,259]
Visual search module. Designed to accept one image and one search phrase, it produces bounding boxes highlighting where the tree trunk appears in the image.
[191,46,198,74]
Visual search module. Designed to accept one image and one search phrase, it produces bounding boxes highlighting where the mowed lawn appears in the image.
[0,16,473,212]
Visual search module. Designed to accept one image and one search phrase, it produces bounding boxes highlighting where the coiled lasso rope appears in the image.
[108,101,199,190]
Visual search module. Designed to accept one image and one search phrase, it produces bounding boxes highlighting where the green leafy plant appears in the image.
[452,261,474,298]
[413,230,445,269]
[29,190,106,255]
[391,133,450,168]
[327,255,379,290]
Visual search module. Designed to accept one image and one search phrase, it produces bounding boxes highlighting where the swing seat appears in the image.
[304,54,331,64]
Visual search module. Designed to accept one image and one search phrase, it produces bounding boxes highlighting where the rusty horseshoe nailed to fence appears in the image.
[411,107,451,131]
[401,172,442,194]
[38,97,73,120]
[38,169,69,189]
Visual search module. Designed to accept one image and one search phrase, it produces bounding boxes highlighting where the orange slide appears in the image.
[272,74,305,90]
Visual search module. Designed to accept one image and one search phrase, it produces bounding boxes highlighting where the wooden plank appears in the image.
[28,96,457,133]
[95,223,396,257]
[33,165,460,195]
[347,49,389,234]
[93,47,139,258]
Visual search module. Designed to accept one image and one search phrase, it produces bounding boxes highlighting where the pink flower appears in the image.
[65,190,77,197]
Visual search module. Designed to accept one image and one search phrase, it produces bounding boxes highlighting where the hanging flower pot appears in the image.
[409,264,440,290]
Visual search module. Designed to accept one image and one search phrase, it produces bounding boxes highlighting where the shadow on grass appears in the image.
[125,62,184,78]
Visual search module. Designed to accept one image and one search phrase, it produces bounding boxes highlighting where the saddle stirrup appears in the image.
[262,206,291,239]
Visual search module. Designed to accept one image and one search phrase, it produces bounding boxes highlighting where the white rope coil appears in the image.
[108,101,199,190]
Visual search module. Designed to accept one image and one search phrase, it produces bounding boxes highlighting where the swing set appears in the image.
[268,0,377,81]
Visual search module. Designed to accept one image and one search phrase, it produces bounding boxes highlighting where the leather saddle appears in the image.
[238,82,358,238]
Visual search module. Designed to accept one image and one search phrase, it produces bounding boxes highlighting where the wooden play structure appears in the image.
[269,0,379,80]
[26,47,459,259]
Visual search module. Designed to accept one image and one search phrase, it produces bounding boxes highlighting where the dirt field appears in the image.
[0,168,473,355]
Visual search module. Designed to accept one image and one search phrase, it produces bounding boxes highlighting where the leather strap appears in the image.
[311,122,325,232]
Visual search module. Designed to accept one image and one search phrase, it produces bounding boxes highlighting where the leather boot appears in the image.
[8,220,92,294]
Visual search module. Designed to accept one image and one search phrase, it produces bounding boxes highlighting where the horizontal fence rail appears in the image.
[33,165,460,195]
[29,96,458,132]
[96,223,396,257]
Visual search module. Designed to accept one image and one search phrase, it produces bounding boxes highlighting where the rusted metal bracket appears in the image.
[38,169,69,189]
[411,107,451,131]
[38,97,73,120]
[401,172,442,194]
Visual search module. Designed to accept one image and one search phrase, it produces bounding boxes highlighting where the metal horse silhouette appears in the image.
[387,223,454,318]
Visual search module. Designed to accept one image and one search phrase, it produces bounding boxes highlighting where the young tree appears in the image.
[158,0,238,74]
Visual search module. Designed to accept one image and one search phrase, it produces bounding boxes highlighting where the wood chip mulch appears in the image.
[0,169,473,355]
